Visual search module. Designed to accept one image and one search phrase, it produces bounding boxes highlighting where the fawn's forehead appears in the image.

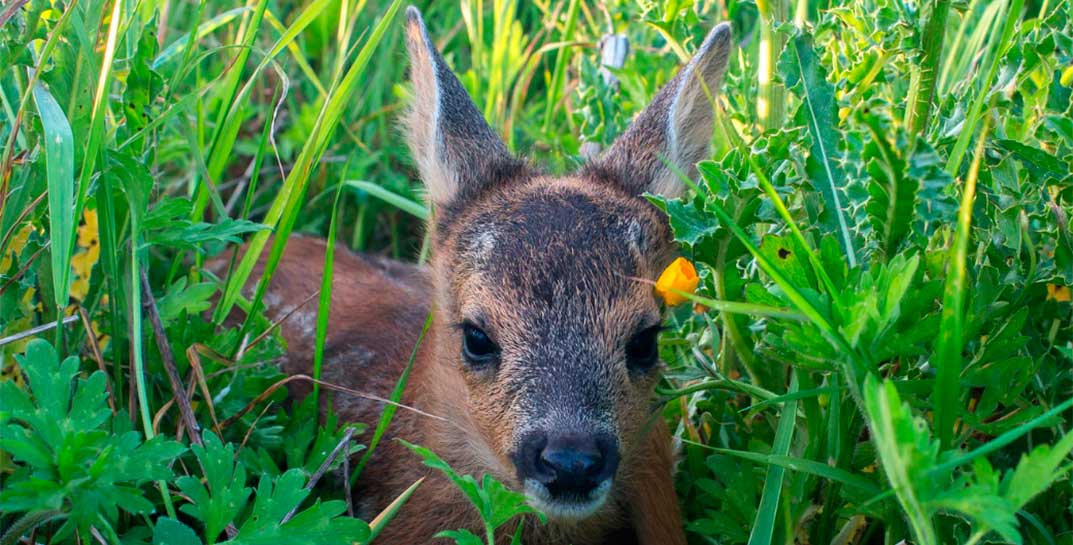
[440,176,671,307]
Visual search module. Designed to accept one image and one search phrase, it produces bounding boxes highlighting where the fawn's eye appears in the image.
[625,325,661,371]
[462,322,498,365]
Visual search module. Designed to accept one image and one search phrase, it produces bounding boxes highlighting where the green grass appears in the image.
[1,0,1072,544]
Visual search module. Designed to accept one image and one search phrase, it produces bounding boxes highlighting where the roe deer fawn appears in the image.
[229,7,732,543]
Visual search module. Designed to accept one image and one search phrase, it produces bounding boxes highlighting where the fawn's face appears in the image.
[404,7,731,519]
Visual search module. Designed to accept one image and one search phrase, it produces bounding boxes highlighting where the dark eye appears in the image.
[626,326,661,371]
[462,322,498,365]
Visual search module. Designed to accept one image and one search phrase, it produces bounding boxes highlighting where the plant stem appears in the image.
[905,0,951,137]
[756,0,787,132]
[934,107,991,450]
[946,0,1021,175]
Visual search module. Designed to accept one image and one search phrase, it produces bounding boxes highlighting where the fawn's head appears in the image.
[403,7,731,520]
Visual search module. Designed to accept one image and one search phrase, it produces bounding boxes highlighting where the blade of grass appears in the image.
[743,155,838,296]
[352,310,434,484]
[933,110,991,450]
[311,180,347,405]
[747,372,799,545]
[363,477,425,544]
[126,180,177,520]
[864,375,937,545]
[659,287,806,321]
[0,0,78,218]
[72,0,123,232]
[344,180,428,220]
[706,199,865,392]
[31,84,75,340]
[688,443,881,496]
[945,0,1021,175]
[930,388,1073,477]
[153,7,249,68]
[214,0,404,324]
[540,0,579,133]
[193,0,274,217]
[658,377,777,402]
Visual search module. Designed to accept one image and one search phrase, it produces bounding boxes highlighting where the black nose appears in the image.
[513,431,619,498]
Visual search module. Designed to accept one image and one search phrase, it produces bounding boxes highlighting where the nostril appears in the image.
[540,447,603,480]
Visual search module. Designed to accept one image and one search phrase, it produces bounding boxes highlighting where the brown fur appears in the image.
[215,8,734,544]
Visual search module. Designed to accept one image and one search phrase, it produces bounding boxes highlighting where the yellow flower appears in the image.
[1047,283,1071,303]
[77,208,99,248]
[1,224,33,272]
[70,208,101,302]
[655,257,699,306]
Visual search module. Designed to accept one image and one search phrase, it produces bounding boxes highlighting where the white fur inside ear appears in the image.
[651,22,732,198]
[404,13,455,206]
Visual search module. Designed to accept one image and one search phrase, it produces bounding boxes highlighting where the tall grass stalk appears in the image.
[755,0,786,131]
[904,0,950,137]
[945,0,1021,175]
[541,0,580,133]
[933,109,991,450]
[311,181,346,405]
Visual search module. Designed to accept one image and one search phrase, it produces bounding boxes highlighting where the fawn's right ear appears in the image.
[593,22,733,199]
[403,7,521,209]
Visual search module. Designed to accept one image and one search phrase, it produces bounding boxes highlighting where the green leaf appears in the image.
[156,277,217,327]
[32,83,76,315]
[700,447,881,496]
[649,195,718,248]
[863,374,940,545]
[1001,432,1073,509]
[152,518,204,545]
[435,529,485,545]
[177,432,251,541]
[928,482,1020,544]
[142,197,267,251]
[779,31,857,267]
[0,340,183,537]
[401,440,543,539]
[344,180,428,220]
[996,139,1066,182]
[861,113,918,258]
[933,115,989,450]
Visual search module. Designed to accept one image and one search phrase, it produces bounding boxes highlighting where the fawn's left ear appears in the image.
[403,7,522,208]
[593,23,733,198]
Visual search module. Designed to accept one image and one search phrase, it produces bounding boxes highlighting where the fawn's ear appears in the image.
[403,7,520,208]
[594,23,732,198]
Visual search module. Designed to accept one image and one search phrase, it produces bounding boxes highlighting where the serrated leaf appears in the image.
[780,31,857,266]
[863,374,940,545]
[1001,432,1073,509]
[861,113,918,258]
[0,340,183,536]
[177,432,251,541]
[649,195,719,248]
[224,470,369,545]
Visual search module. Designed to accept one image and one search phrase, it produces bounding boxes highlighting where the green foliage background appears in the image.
[1,0,1071,544]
